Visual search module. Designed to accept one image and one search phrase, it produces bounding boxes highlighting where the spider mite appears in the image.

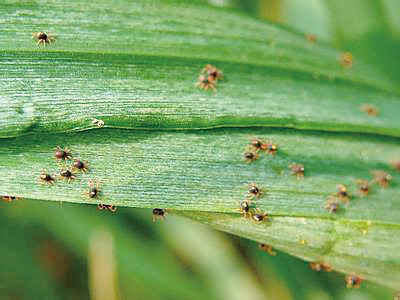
[345,275,362,288]
[92,118,105,128]
[325,196,340,213]
[248,183,262,198]
[391,160,400,172]
[39,170,56,185]
[258,243,276,256]
[250,138,267,152]
[336,184,351,205]
[339,52,353,68]
[202,64,224,81]
[309,262,332,272]
[59,169,77,183]
[371,170,392,188]
[152,208,167,222]
[265,141,278,155]
[305,33,317,43]
[86,180,101,199]
[237,199,252,217]
[355,179,370,196]
[33,32,56,46]
[73,159,89,173]
[243,150,259,163]
[54,146,72,161]
[289,163,305,177]
[251,208,269,223]
[196,74,217,92]
[97,204,117,213]
[2,195,22,202]
[360,104,379,116]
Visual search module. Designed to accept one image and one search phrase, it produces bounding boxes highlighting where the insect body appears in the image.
[289,163,305,177]
[202,64,224,82]
[345,275,362,288]
[325,197,340,213]
[336,184,351,205]
[2,196,22,202]
[265,142,278,155]
[86,180,101,199]
[355,179,370,196]
[237,199,251,217]
[243,150,259,163]
[73,159,89,173]
[39,170,55,184]
[360,104,379,116]
[309,262,332,272]
[54,146,72,161]
[251,138,267,152]
[59,169,76,183]
[196,74,217,92]
[248,183,262,198]
[372,170,392,188]
[152,208,167,222]
[97,204,117,213]
[258,243,276,256]
[340,52,353,68]
[33,32,56,46]
[251,208,269,223]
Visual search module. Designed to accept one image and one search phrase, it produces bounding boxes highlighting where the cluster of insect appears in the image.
[238,183,269,224]
[243,138,278,163]
[39,146,117,213]
[325,170,393,214]
[196,64,224,92]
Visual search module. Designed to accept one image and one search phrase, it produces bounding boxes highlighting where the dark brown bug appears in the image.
[289,163,305,177]
[248,183,262,198]
[196,74,217,92]
[258,243,276,256]
[237,199,252,217]
[340,52,353,68]
[59,169,77,183]
[251,208,269,223]
[33,31,56,46]
[250,138,267,152]
[265,142,278,155]
[336,184,351,205]
[345,275,362,288]
[97,204,117,213]
[360,104,379,116]
[72,159,89,173]
[309,262,332,272]
[372,170,392,188]
[152,208,167,222]
[54,146,72,161]
[39,170,55,185]
[86,180,101,199]
[305,33,317,43]
[243,150,259,163]
[202,64,224,82]
[2,195,22,202]
[325,197,340,213]
[355,179,371,196]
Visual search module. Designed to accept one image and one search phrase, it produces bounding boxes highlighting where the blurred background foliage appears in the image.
[1,0,399,299]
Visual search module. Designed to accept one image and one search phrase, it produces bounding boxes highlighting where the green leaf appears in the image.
[1,0,399,291]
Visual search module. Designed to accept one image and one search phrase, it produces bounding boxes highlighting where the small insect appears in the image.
[309,262,332,272]
[97,204,117,213]
[86,180,101,199]
[325,197,340,213]
[237,199,252,217]
[251,208,269,223]
[336,184,351,204]
[33,31,56,46]
[2,195,22,202]
[265,142,278,155]
[345,274,362,288]
[59,169,77,183]
[248,183,262,198]
[305,33,317,43]
[371,170,392,188]
[289,163,305,177]
[258,243,276,256]
[360,104,379,116]
[250,138,267,152]
[340,52,353,68]
[202,64,224,82]
[243,150,259,163]
[39,170,56,184]
[152,208,167,222]
[196,74,217,92]
[92,118,105,128]
[54,146,72,161]
[355,179,370,196]
[391,160,400,172]
[73,159,89,173]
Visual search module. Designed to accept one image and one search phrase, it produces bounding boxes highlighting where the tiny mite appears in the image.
[33,31,56,46]
[258,243,276,256]
[305,33,317,43]
[54,146,72,161]
[73,159,89,173]
[196,74,216,92]
[251,208,269,223]
[87,180,101,199]
[39,170,55,185]
[238,199,251,217]
[265,142,278,155]
[360,104,379,116]
[152,208,167,222]
[251,138,267,152]
[243,150,259,163]
[2,196,22,202]
[97,204,117,213]
[345,275,362,288]
[92,118,105,128]
[325,197,340,213]
[202,64,224,82]
[355,179,370,196]
[336,184,351,205]
[248,183,262,198]
[309,262,332,272]
[289,163,305,177]
[59,169,77,183]
[340,52,353,68]
[372,170,392,188]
